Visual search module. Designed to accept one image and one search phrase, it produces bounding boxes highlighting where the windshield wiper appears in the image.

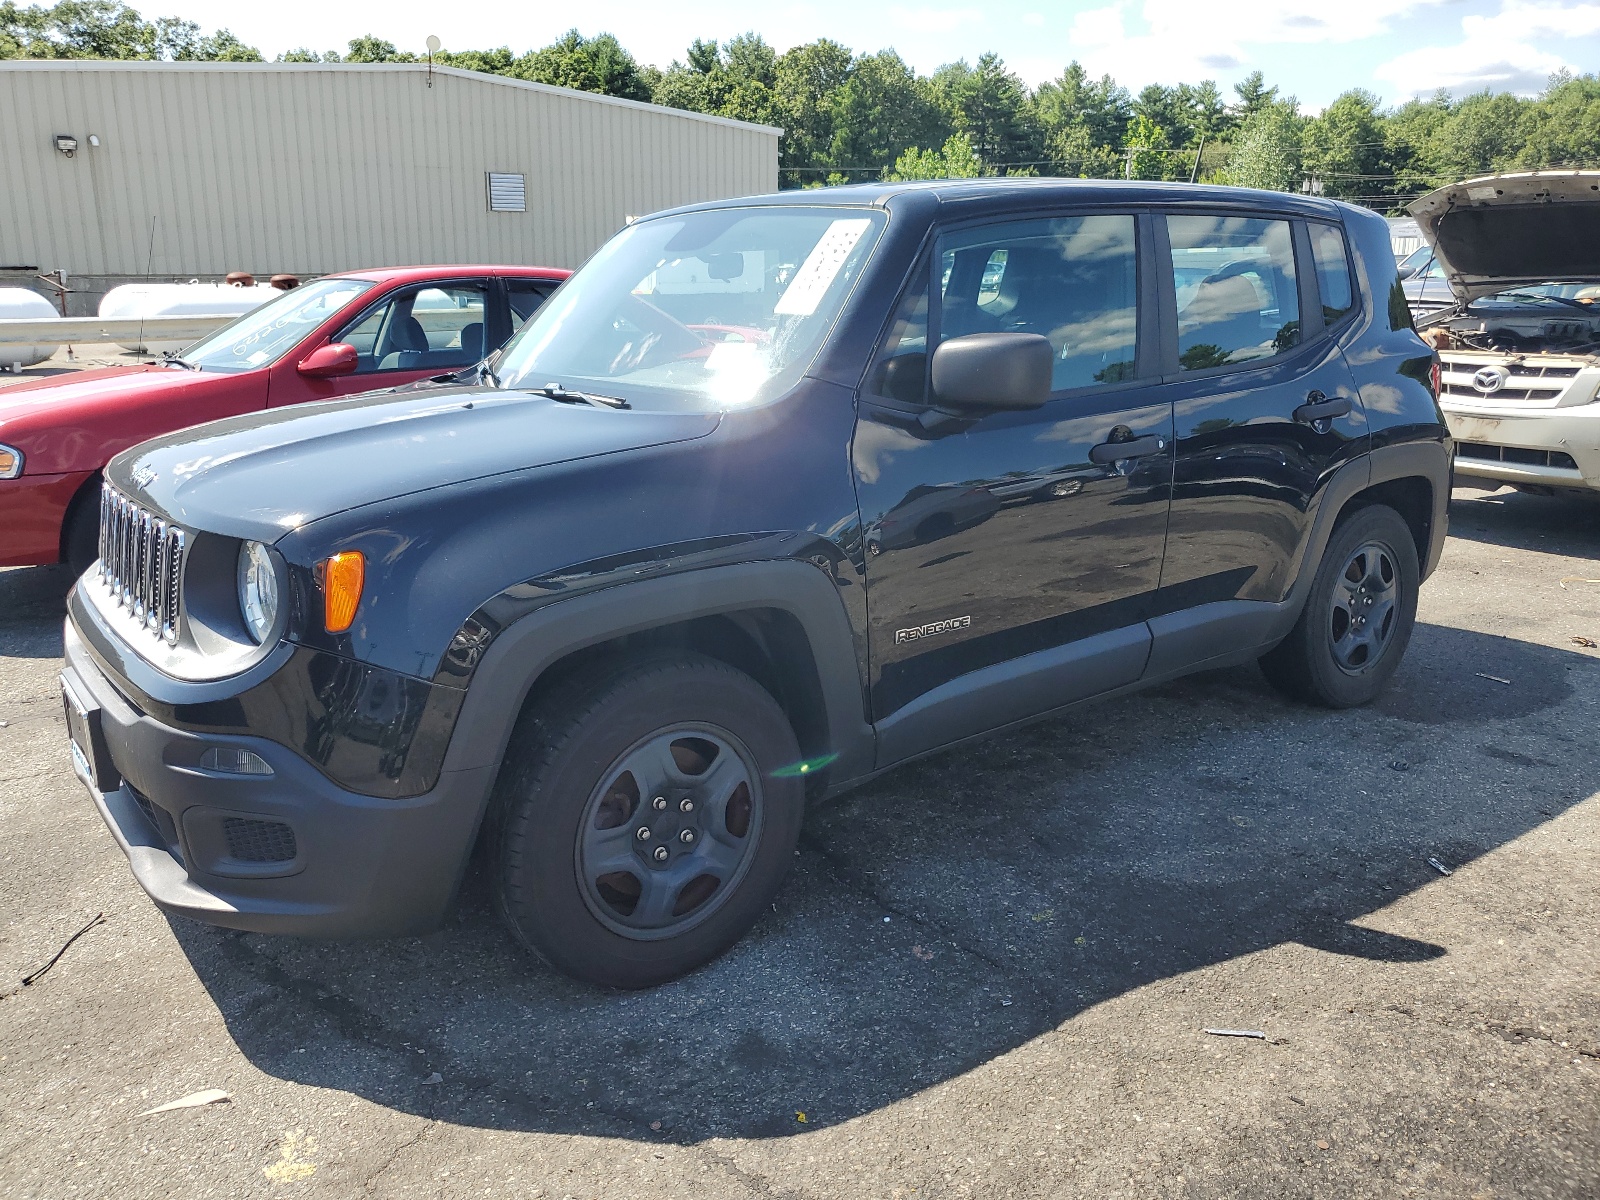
[160,354,198,370]
[534,383,630,410]
[1492,291,1593,312]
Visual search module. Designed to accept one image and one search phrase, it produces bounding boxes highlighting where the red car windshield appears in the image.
[175,277,374,374]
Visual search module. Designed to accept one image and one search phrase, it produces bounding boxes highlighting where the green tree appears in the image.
[774,39,852,183]
[1231,70,1279,123]
[884,131,983,180]
[515,29,649,100]
[931,53,1038,171]
[1516,73,1600,168]
[344,35,413,63]
[1225,100,1303,191]
[1301,89,1386,200]
[826,49,945,183]
[1,1,259,60]
[1123,112,1171,179]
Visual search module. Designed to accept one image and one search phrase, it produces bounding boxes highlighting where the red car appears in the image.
[0,264,568,570]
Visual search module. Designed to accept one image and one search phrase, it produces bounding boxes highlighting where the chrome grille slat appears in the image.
[97,482,184,644]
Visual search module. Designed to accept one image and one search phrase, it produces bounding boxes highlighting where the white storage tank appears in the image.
[99,281,279,354]
[0,287,62,369]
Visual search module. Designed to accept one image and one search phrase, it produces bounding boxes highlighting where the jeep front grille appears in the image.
[97,483,184,644]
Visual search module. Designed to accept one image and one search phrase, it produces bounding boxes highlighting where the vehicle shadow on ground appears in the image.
[169,618,1599,1143]
[0,565,73,659]
[1446,485,1600,556]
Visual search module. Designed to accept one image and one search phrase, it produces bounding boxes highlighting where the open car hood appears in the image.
[1407,171,1600,305]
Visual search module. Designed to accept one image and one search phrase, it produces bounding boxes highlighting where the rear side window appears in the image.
[1309,223,1356,323]
[508,280,555,325]
[1167,215,1300,372]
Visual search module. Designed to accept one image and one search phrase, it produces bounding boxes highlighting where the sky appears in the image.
[166,0,1600,108]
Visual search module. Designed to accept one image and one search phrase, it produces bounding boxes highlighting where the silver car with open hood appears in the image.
[1409,171,1600,495]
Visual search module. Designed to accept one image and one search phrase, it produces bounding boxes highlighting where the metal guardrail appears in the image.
[0,314,235,344]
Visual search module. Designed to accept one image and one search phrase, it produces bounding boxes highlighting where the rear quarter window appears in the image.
[1310,223,1356,323]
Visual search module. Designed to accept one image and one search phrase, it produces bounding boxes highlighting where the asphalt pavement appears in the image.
[1,484,1596,1199]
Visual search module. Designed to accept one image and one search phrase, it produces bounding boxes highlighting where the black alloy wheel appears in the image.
[576,726,763,938]
[1327,540,1400,674]
[490,653,805,988]
[1259,503,1420,708]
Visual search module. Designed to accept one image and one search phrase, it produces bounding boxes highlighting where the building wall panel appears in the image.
[0,61,780,279]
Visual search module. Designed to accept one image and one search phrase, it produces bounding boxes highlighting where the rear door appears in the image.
[1152,212,1367,627]
[854,210,1174,764]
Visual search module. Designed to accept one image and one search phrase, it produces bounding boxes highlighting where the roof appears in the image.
[0,59,784,138]
[649,176,1348,222]
[330,265,571,282]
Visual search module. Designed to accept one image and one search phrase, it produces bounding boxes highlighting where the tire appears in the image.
[489,652,805,988]
[1259,503,1419,708]
[63,484,101,577]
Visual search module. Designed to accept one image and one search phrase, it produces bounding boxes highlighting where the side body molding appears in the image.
[439,559,876,785]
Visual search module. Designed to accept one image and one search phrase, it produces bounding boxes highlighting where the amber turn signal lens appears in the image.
[319,551,365,633]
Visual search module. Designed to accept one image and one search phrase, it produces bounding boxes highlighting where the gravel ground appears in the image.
[1,484,1596,1199]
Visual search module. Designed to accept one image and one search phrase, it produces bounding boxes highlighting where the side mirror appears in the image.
[931,333,1053,412]
[297,342,358,378]
[1396,265,1417,280]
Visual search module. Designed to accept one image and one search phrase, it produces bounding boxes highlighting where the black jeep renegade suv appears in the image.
[62,181,1449,987]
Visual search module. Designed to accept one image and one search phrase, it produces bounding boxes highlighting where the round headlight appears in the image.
[237,541,280,644]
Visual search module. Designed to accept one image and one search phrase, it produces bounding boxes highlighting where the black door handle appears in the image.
[1294,392,1352,424]
[1089,434,1167,464]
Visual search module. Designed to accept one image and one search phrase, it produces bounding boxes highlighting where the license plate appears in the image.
[61,673,118,794]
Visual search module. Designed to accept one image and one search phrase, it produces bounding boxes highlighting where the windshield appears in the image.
[495,206,886,409]
[1400,246,1443,279]
[178,277,374,373]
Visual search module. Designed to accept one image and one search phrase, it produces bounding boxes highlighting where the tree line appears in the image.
[6,1,1600,210]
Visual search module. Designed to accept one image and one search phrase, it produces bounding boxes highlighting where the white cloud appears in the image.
[887,6,984,33]
[1373,0,1600,96]
[1054,0,1445,92]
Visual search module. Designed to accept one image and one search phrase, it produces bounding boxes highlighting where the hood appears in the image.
[1407,171,1600,304]
[106,386,721,542]
[0,365,174,427]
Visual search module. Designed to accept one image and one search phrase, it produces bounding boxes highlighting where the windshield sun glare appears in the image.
[495,207,885,410]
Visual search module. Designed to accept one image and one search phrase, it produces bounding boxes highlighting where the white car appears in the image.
[1409,172,1600,496]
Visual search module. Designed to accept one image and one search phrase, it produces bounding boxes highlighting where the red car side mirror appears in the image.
[297,343,358,378]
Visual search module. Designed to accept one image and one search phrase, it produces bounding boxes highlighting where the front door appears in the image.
[854,211,1174,763]
[275,280,495,406]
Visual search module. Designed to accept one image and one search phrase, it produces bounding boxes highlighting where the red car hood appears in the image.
[0,365,255,474]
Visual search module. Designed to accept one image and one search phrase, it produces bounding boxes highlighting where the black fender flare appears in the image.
[438,559,875,787]
[1144,436,1451,679]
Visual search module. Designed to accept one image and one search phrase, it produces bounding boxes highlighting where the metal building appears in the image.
[0,61,780,313]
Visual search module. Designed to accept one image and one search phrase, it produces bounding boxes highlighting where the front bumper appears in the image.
[1442,405,1600,492]
[63,620,493,937]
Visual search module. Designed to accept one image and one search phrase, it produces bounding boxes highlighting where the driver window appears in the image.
[340,284,488,373]
[935,215,1140,392]
[865,260,931,405]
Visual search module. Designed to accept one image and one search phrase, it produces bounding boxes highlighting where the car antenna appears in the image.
[136,216,156,364]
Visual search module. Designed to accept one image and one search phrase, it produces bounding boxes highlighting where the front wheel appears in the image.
[489,653,805,988]
[1259,504,1419,708]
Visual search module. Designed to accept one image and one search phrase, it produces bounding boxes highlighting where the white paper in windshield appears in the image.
[774,218,872,316]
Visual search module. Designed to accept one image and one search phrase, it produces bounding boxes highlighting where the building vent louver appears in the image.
[487,172,527,213]
[97,482,184,645]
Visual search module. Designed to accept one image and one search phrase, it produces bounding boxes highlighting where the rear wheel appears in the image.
[1259,504,1419,708]
[490,653,805,988]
